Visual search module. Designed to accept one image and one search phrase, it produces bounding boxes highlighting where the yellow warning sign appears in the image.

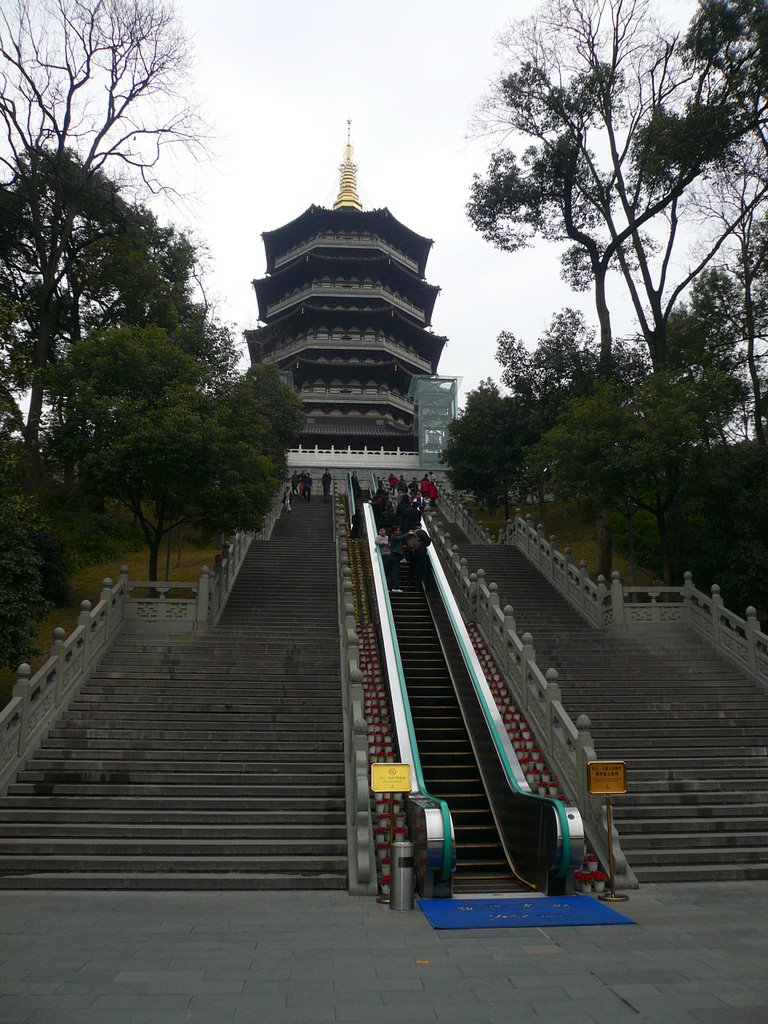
[587,760,627,795]
[371,763,412,793]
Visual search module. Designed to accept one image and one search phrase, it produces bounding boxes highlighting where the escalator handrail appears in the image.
[422,522,575,879]
[347,471,356,519]
[362,502,453,883]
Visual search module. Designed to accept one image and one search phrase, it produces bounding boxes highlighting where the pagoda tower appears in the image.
[245,125,448,452]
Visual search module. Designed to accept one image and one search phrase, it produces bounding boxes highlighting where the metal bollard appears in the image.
[389,840,414,911]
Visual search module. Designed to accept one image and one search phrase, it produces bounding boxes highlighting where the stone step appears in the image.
[620,830,768,850]
[39,743,343,759]
[7,781,345,798]
[0,853,348,872]
[0,837,347,856]
[15,768,345,786]
[0,871,347,891]
[0,808,344,826]
[45,729,340,745]
[0,795,346,811]
[627,845,768,866]
[618,817,767,834]
[632,863,768,883]
[25,755,344,773]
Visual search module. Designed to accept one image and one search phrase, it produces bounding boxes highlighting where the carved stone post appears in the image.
[196,566,210,626]
[469,572,478,616]
[610,571,624,626]
[682,570,694,624]
[544,667,561,751]
[78,600,92,670]
[52,626,67,704]
[575,712,594,812]
[501,605,516,676]
[100,577,113,639]
[487,582,500,640]
[710,584,723,646]
[13,663,32,753]
[745,607,759,674]
[520,633,535,711]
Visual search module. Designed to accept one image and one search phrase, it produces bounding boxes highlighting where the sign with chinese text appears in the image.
[587,760,627,795]
[371,763,412,793]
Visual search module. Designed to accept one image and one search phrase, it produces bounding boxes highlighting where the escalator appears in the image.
[361,500,583,898]
[391,584,524,893]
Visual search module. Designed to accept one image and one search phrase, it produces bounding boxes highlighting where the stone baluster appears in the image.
[610,570,624,626]
[710,584,723,645]
[520,633,535,711]
[469,572,478,616]
[476,569,487,626]
[745,607,759,674]
[575,713,594,812]
[682,571,694,623]
[579,560,589,614]
[544,668,561,752]
[196,566,210,626]
[502,605,516,676]
[78,600,92,669]
[100,577,113,638]
[13,663,32,753]
[52,626,67,703]
[488,582,500,638]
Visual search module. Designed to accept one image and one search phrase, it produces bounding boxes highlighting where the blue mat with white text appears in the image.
[418,895,635,929]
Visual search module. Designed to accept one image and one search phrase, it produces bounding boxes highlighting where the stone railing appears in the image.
[287,447,422,471]
[437,490,495,545]
[427,512,637,889]
[0,508,273,797]
[444,493,768,693]
[335,491,377,895]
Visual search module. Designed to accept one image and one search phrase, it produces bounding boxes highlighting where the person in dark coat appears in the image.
[405,528,431,586]
[400,501,422,534]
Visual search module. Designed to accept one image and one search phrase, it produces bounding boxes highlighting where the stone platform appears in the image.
[0,882,765,1023]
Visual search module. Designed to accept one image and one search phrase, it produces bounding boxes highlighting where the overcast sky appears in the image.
[169,0,696,403]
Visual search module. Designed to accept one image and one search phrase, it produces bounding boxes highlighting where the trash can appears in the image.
[390,840,414,911]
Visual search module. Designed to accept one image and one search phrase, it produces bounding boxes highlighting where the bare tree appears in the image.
[0,0,207,484]
[469,0,763,373]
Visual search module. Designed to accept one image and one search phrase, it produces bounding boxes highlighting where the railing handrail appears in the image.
[426,507,637,889]
[0,518,263,796]
[422,522,581,886]
[363,502,454,884]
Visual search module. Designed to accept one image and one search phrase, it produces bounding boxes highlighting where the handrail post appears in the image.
[196,566,210,625]
[746,607,759,674]
[78,600,92,670]
[610,571,624,626]
[711,584,723,646]
[12,663,32,753]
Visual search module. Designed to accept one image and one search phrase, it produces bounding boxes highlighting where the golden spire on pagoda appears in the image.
[333,120,363,211]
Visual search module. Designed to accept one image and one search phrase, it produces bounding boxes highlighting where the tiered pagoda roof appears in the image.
[246,124,448,451]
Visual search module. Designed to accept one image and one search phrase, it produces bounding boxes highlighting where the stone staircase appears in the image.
[443,537,768,883]
[0,498,347,890]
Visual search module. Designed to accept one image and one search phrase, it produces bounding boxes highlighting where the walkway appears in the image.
[1,882,765,1023]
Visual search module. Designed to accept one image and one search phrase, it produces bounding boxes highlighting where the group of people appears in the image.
[282,469,333,511]
[368,477,434,590]
[374,519,431,591]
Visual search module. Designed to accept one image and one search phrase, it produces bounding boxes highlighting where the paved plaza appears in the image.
[0,882,766,1024]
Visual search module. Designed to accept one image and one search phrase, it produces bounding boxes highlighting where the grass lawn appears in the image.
[0,539,222,710]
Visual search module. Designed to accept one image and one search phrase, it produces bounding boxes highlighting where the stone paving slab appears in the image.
[0,882,766,1023]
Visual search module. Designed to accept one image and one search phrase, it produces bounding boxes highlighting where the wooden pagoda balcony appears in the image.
[268,335,432,375]
[299,386,415,415]
[267,283,426,323]
[274,232,419,273]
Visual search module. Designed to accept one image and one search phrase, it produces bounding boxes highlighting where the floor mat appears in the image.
[418,895,635,929]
